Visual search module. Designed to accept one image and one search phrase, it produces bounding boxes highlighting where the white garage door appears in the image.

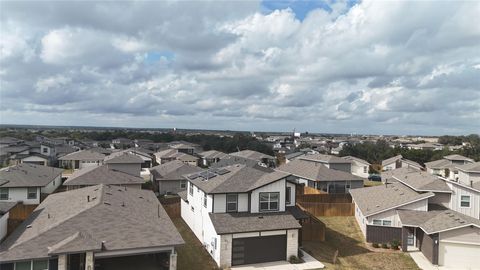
[439,241,480,269]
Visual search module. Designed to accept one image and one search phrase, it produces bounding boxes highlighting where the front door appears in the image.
[407,228,415,246]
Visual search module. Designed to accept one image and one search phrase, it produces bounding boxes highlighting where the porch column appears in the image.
[58,254,67,270]
[169,250,177,270]
[401,227,408,252]
[85,251,94,270]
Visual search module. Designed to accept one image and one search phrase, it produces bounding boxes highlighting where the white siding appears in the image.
[350,160,369,178]
[286,181,296,207]
[213,194,226,213]
[440,226,480,245]
[367,199,429,228]
[250,179,286,213]
[447,182,480,219]
[238,193,249,212]
[354,200,367,237]
[21,156,48,165]
[0,212,9,241]
[40,175,62,194]
[1,187,40,205]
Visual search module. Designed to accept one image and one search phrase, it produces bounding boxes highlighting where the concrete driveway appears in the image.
[231,250,324,270]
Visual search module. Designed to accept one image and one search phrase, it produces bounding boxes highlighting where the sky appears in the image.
[0,0,479,135]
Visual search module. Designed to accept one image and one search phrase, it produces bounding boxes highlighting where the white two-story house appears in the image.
[180,164,301,268]
[0,164,63,205]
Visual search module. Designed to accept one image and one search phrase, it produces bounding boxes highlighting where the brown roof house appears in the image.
[150,160,203,195]
[180,164,302,268]
[0,184,184,270]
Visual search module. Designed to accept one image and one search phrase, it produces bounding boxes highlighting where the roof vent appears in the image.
[26,225,32,228]
[258,216,264,219]
[104,202,111,205]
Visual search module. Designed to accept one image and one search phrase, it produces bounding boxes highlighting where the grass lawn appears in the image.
[302,217,419,270]
[364,180,383,187]
[172,218,220,270]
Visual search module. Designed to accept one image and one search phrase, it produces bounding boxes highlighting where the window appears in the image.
[189,183,194,196]
[0,188,8,200]
[286,187,291,205]
[259,192,279,212]
[211,237,217,250]
[42,147,48,153]
[382,220,392,226]
[180,180,187,189]
[15,261,31,270]
[372,219,382,225]
[460,195,471,207]
[191,206,195,212]
[226,194,238,212]
[27,187,37,200]
[33,260,48,270]
[203,192,207,208]
[363,166,368,173]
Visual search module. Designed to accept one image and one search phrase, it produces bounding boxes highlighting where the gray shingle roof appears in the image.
[150,160,203,181]
[0,184,184,262]
[456,161,480,173]
[58,150,106,161]
[398,209,480,234]
[104,152,144,164]
[209,212,301,234]
[443,154,474,162]
[382,155,403,166]
[0,164,62,188]
[187,164,289,194]
[300,154,351,164]
[342,156,370,165]
[199,150,228,160]
[229,150,274,160]
[349,183,434,217]
[64,165,144,186]
[154,149,198,162]
[424,159,453,169]
[277,159,362,182]
[392,170,451,193]
[178,190,187,201]
[0,202,17,215]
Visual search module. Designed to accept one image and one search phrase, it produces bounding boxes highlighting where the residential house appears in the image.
[0,137,24,148]
[154,149,199,166]
[111,137,134,148]
[299,154,352,173]
[342,156,370,178]
[0,164,63,205]
[0,184,184,270]
[406,143,444,151]
[441,162,480,219]
[170,143,196,155]
[425,154,474,180]
[58,150,106,170]
[351,172,480,269]
[224,150,276,168]
[198,150,229,167]
[277,159,364,193]
[103,152,143,177]
[150,160,203,195]
[0,202,17,242]
[382,155,423,171]
[180,164,301,268]
[63,165,144,190]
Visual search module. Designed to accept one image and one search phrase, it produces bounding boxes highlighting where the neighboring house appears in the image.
[342,156,370,178]
[154,149,199,166]
[0,202,17,242]
[351,172,480,269]
[425,154,474,180]
[299,154,352,173]
[0,137,24,148]
[382,155,423,171]
[150,160,203,195]
[12,153,49,166]
[441,162,480,219]
[277,159,364,194]
[63,165,144,190]
[103,152,143,177]
[0,164,63,205]
[284,152,306,163]
[170,143,196,155]
[0,184,184,270]
[122,148,154,168]
[406,143,444,151]
[228,150,276,168]
[198,150,229,167]
[58,150,106,170]
[111,137,133,148]
[180,164,301,268]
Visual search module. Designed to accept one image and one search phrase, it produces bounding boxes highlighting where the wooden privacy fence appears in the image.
[297,204,325,242]
[297,193,352,203]
[8,203,37,220]
[159,196,181,218]
[299,202,354,216]
[300,186,325,195]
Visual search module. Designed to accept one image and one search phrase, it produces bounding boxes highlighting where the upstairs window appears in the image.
[363,166,368,173]
[226,194,238,212]
[285,187,291,205]
[189,183,194,196]
[27,187,37,199]
[203,192,207,208]
[460,195,471,207]
[180,180,187,189]
[259,192,279,212]
[0,188,8,200]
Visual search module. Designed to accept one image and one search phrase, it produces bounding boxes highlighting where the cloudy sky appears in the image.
[1,0,479,135]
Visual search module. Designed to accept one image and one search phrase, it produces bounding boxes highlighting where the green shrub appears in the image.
[390,239,400,250]
[381,243,388,249]
[289,255,302,264]
[372,243,379,248]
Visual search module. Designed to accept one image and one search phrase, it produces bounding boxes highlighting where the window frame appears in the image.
[460,195,471,208]
[180,180,187,189]
[285,186,291,205]
[372,219,382,225]
[189,182,193,196]
[259,192,280,212]
[203,192,207,208]
[382,220,392,226]
[0,188,8,200]
[226,193,238,213]
[27,187,37,200]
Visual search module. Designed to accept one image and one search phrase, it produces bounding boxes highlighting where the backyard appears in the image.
[303,216,420,270]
